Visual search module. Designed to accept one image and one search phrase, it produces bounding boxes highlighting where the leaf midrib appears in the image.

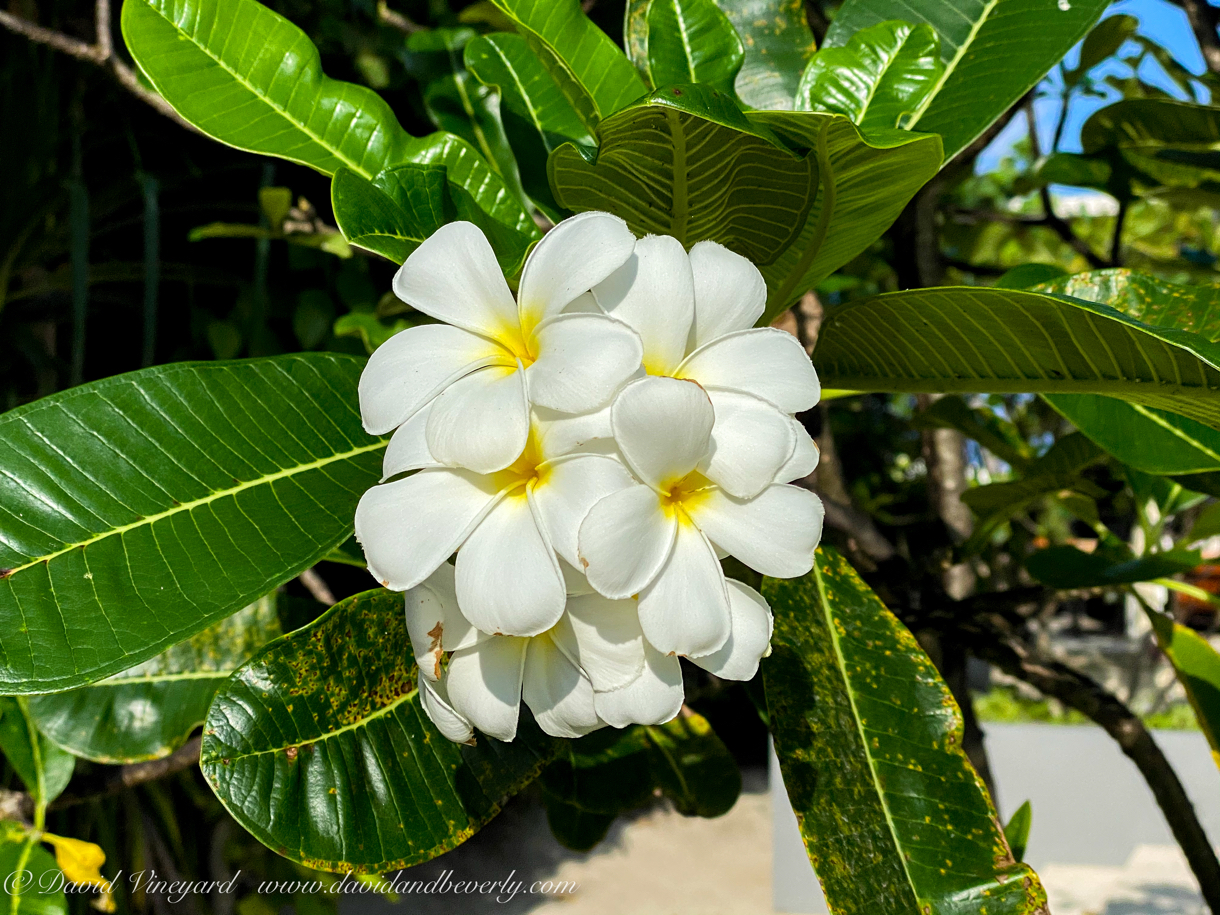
[2,439,385,578]
[904,0,1000,131]
[140,0,375,179]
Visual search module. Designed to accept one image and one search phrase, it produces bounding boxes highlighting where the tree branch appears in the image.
[50,736,202,811]
[958,613,1220,913]
[1176,0,1220,75]
[376,0,422,32]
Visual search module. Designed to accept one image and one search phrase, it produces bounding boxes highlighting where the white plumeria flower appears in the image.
[578,376,824,659]
[355,405,634,637]
[358,212,644,474]
[592,236,822,497]
[406,564,686,741]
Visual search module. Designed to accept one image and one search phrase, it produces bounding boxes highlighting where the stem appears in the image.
[1025,102,1107,269]
[142,175,161,367]
[1110,195,1129,267]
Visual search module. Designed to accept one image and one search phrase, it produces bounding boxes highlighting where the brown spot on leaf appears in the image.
[286,745,299,762]
[0,570,12,580]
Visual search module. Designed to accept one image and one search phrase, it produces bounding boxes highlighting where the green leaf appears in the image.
[465,31,592,217]
[751,112,942,319]
[542,800,616,852]
[0,698,75,806]
[624,0,744,96]
[330,166,449,265]
[796,21,943,132]
[912,396,1032,469]
[0,354,383,693]
[541,727,653,817]
[549,87,819,266]
[200,588,559,873]
[1003,800,1032,863]
[26,597,281,764]
[1032,152,1117,196]
[1072,14,1139,79]
[1036,270,1220,475]
[0,826,66,915]
[645,711,739,818]
[994,263,1069,290]
[812,286,1220,431]
[713,0,817,111]
[1189,501,1220,543]
[487,0,647,131]
[764,549,1046,914]
[824,0,1110,162]
[1082,99,1220,190]
[120,0,413,178]
[1146,611,1220,772]
[1025,546,1202,589]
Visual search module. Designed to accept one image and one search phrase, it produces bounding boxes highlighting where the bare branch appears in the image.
[51,736,203,810]
[299,567,337,606]
[376,0,422,32]
[1175,0,1220,74]
[95,0,112,61]
[0,9,102,62]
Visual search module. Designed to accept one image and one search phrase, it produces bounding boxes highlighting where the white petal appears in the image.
[355,469,500,591]
[593,643,683,728]
[404,563,484,681]
[561,559,597,596]
[425,364,530,473]
[392,221,519,340]
[689,241,766,348]
[517,211,636,331]
[611,375,714,489]
[533,454,635,568]
[563,291,603,314]
[551,593,646,692]
[419,673,475,744]
[593,234,695,375]
[455,490,566,637]
[690,484,824,578]
[689,580,773,681]
[526,313,643,414]
[523,635,603,738]
[638,521,731,657]
[675,328,820,414]
[700,390,796,499]
[776,416,819,483]
[578,484,676,600]
[534,404,618,461]
[447,637,528,742]
[382,400,440,480]
[358,323,504,435]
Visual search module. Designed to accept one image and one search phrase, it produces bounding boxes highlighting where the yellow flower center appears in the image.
[659,471,713,521]
[489,427,549,493]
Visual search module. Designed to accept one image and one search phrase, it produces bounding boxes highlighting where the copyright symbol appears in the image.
[4,870,32,893]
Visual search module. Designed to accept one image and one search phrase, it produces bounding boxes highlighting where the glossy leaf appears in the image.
[1082,99,1220,189]
[1038,270,1220,475]
[645,711,740,818]
[121,0,413,178]
[330,166,449,265]
[26,597,281,764]
[624,0,744,96]
[812,286,1220,431]
[487,0,647,131]
[1003,801,1032,864]
[1026,546,1202,589]
[713,0,817,111]
[550,87,819,265]
[201,589,559,873]
[796,21,943,132]
[1147,611,1220,771]
[824,0,1109,162]
[0,698,75,806]
[764,549,1046,914]
[0,825,66,915]
[751,112,941,319]
[0,354,383,693]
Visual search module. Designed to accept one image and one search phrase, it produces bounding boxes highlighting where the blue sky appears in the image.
[975,0,1208,173]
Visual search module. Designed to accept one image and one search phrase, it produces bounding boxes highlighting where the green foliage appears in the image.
[27,596,281,763]
[764,549,1046,915]
[796,21,943,131]
[1146,611,1220,770]
[624,0,744,96]
[825,0,1110,161]
[1003,801,1032,863]
[0,354,382,692]
[0,826,66,915]
[713,0,817,111]
[201,588,559,873]
[0,698,75,806]
[1026,545,1202,589]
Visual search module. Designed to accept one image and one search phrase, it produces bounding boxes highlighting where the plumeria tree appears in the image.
[6,0,1220,911]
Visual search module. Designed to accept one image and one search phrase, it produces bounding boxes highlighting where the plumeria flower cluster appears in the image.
[355,212,825,743]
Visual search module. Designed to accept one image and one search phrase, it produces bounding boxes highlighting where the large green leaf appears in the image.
[1082,99,1220,190]
[796,21,943,132]
[0,826,66,915]
[201,589,559,873]
[549,87,819,265]
[1038,270,1220,474]
[0,354,383,693]
[645,710,739,817]
[487,0,647,131]
[752,113,941,319]
[26,597,280,764]
[812,286,1220,430]
[824,0,1109,162]
[121,0,413,178]
[0,699,75,806]
[713,0,817,111]
[624,0,744,96]
[1146,611,1220,771]
[764,549,1046,914]
[1025,545,1201,589]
